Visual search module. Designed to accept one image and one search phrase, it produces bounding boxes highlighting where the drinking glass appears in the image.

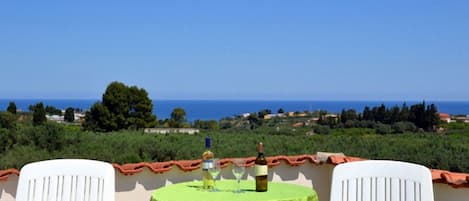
[231,158,245,193]
[208,158,221,192]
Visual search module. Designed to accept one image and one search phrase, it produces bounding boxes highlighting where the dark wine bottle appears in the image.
[255,142,268,192]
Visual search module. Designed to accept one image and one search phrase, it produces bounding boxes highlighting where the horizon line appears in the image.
[1,98,469,102]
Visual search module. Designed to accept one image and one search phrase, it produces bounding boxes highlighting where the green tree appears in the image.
[277,108,285,114]
[45,106,62,115]
[362,106,372,121]
[257,109,272,118]
[84,102,114,132]
[170,107,186,128]
[83,81,157,131]
[388,106,400,124]
[64,107,75,122]
[392,121,416,133]
[128,86,157,129]
[247,113,261,129]
[194,120,219,130]
[27,122,65,152]
[0,112,16,129]
[313,125,331,134]
[425,104,439,131]
[317,110,328,125]
[102,82,131,130]
[31,102,47,126]
[7,102,17,114]
[399,103,410,122]
[409,102,425,130]
[376,123,392,134]
[0,128,15,152]
[340,109,358,123]
[375,104,386,123]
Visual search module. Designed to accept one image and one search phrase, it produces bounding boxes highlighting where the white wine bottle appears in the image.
[255,142,268,192]
[202,137,214,189]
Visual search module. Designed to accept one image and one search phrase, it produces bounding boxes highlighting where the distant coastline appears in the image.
[1,99,469,121]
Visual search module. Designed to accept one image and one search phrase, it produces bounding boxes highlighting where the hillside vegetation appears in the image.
[0,120,468,173]
[1,82,467,172]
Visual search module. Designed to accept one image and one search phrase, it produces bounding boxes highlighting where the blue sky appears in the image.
[0,1,468,101]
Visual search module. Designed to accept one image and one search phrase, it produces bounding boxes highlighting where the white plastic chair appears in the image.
[330,160,434,201]
[16,159,115,201]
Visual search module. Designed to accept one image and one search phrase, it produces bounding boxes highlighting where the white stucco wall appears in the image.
[1,162,468,201]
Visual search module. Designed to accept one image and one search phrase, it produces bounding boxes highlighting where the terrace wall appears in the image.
[1,158,468,201]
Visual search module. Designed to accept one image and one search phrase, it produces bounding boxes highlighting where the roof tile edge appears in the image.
[2,155,468,188]
[0,169,19,181]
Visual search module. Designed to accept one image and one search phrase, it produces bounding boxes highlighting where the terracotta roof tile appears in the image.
[439,113,450,118]
[327,155,365,164]
[172,160,202,172]
[1,155,468,188]
[440,171,469,188]
[112,162,148,175]
[0,169,19,181]
[147,161,174,174]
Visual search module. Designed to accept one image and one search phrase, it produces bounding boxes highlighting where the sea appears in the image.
[1,99,469,122]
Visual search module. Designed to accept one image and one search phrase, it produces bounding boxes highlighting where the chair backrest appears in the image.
[16,159,115,201]
[330,160,434,201]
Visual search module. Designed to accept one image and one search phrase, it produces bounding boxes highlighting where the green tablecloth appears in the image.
[151,180,318,201]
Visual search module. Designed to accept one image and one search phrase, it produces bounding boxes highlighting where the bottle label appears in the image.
[202,159,214,170]
[255,164,268,176]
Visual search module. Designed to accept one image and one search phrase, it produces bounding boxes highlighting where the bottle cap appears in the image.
[258,142,264,153]
[205,136,211,148]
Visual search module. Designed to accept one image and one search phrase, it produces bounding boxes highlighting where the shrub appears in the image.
[376,123,392,134]
[392,121,417,133]
[313,125,331,135]
[358,120,376,129]
[0,112,16,129]
[0,128,14,153]
[344,120,362,128]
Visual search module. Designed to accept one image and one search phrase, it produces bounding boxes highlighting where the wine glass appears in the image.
[208,158,221,192]
[231,158,245,193]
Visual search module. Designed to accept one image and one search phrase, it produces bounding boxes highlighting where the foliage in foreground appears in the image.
[0,123,468,173]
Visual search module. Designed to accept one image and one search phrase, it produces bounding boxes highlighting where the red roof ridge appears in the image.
[1,155,468,188]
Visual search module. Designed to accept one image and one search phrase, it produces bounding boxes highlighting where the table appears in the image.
[151,180,318,201]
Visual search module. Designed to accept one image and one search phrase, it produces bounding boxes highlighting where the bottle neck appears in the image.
[257,152,264,157]
[257,142,264,155]
[205,137,211,149]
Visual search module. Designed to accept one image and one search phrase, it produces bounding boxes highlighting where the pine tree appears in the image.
[83,81,157,132]
[64,107,75,122]
[6,102,17,114]
[32,102,47,126]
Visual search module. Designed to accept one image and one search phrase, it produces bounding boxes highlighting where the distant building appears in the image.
[292,122,304,127]
[240,113,251,118]
[287,112,308,117]
[46,115,64,123]
[454,116,469,123]
[296,113,307,117]
[263,113,287,119]
[439,113,451,123]
[310,117,320,122]
[75,113,86,122]
[46,112,86,124]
